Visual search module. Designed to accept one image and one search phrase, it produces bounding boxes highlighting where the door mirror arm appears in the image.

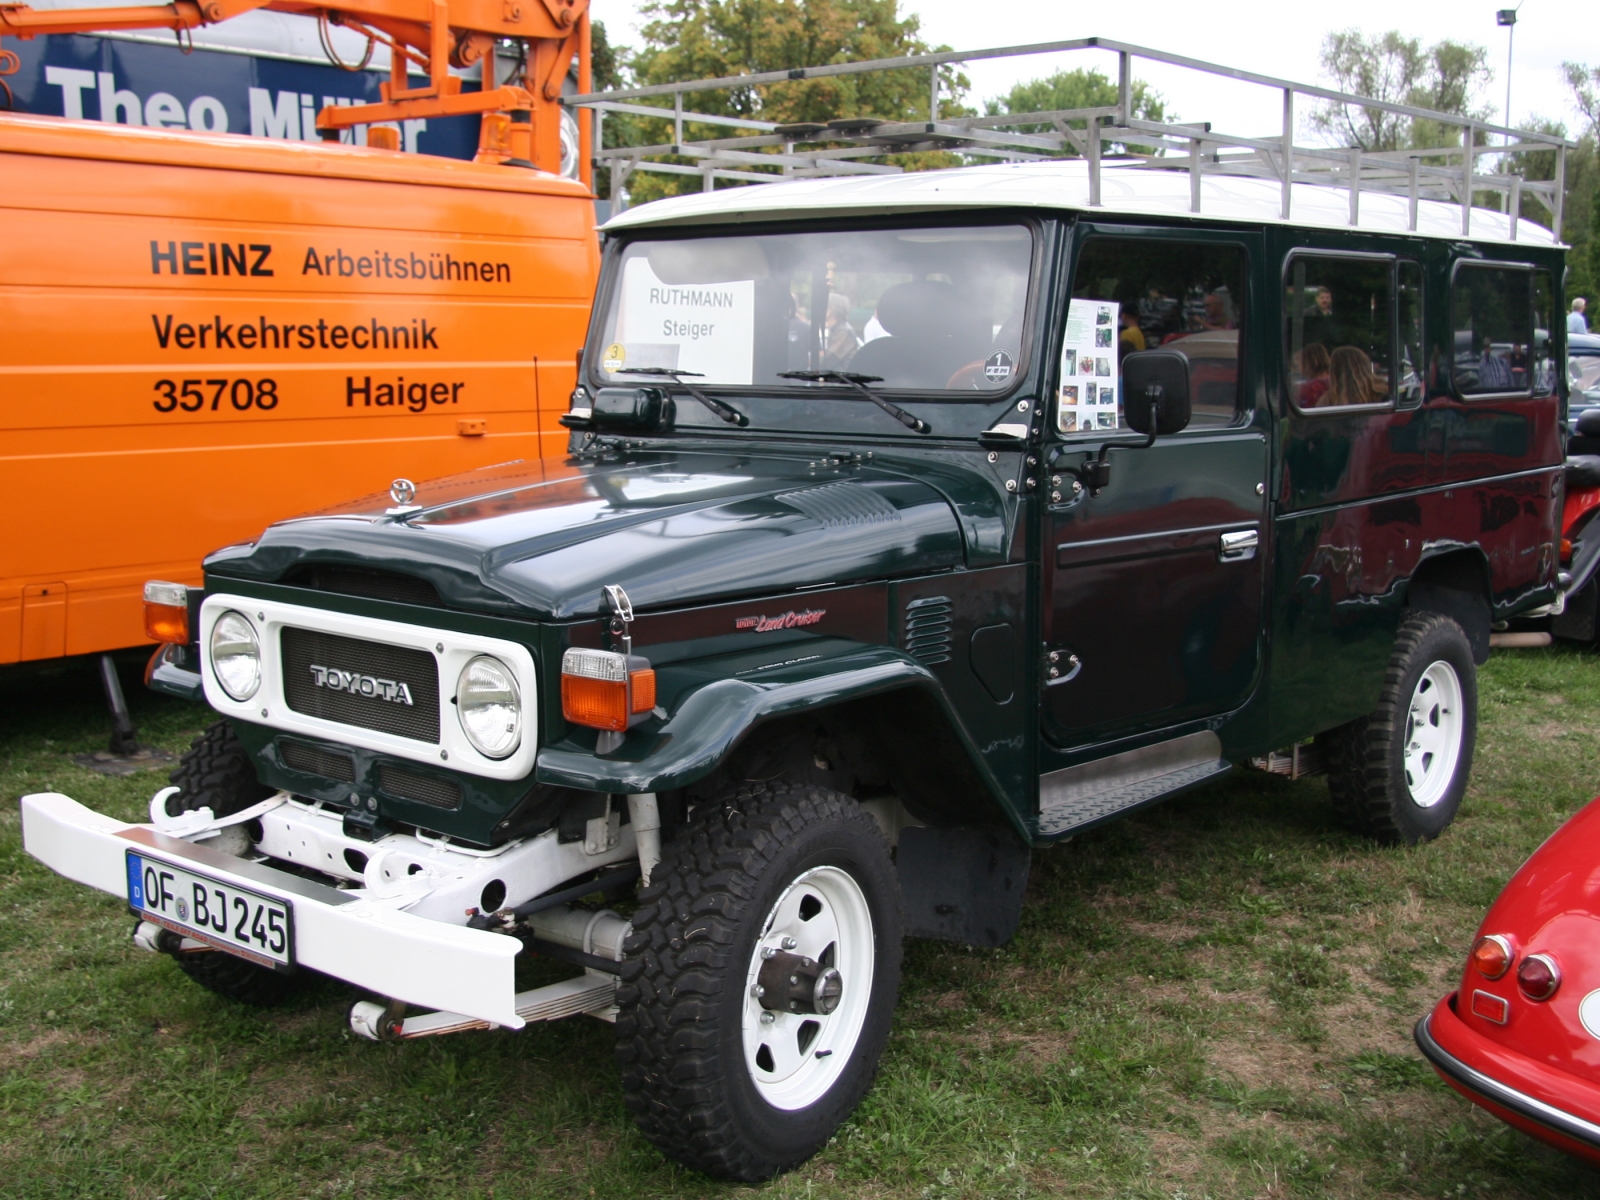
[1051,387,1162,496]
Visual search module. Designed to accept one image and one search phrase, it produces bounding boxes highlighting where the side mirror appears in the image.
[590,386,673,431]
[1578,407,1600,437]
[1121,350,1192,436]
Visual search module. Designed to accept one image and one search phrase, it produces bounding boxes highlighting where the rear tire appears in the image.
[1319,611,1477,845]
[165,721,308,1006]
[615,782,902,1181]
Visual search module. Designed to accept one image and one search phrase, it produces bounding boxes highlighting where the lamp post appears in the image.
[1497,7,1520,133]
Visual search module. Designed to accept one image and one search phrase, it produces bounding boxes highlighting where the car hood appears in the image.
[204,451,969,619]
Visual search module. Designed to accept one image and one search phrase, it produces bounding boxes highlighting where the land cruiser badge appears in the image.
[735,608,825,633]
[308,664,415,704]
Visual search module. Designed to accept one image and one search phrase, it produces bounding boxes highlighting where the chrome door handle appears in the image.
[1219,529,1258,562]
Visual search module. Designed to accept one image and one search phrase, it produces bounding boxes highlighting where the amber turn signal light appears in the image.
[561,648,656,732]
[1517,953,1561,1001]
[1471,934,1514,980]
[143,580,189,644]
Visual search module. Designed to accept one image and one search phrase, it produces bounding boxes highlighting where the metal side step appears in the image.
[1037,730,1230,838]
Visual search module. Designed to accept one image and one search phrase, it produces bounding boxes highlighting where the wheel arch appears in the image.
[534,647,1027,838]
[1405,549,1493,665]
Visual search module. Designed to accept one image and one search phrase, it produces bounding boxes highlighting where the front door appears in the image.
[1042,225,1269,748]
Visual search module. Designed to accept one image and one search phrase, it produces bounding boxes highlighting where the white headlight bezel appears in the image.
[456,654,522,759]
[196,595,538,781]
[209,609,262,701]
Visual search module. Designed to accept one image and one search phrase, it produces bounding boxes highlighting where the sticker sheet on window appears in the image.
[611,256,756,385]
[1059,298,1119,433]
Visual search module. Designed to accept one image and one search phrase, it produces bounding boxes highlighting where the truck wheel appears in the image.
[615,782,902,1181]
[165,721,304,1006]
[1319,611,1477,845]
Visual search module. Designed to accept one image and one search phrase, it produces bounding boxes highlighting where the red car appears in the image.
[1417,797,1600,1164]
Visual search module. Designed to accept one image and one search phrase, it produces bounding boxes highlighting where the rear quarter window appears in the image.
[1451,263,1539,398]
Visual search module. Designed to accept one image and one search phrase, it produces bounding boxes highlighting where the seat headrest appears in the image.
[875,280,963,338]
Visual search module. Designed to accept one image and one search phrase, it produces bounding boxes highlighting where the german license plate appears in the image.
[127,851,294,969]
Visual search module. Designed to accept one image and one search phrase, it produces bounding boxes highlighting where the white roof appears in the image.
[603,158,1559,249]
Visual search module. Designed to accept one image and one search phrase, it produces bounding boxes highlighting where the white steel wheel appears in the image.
[741,865,875,1111]
[1404,660,1464,809]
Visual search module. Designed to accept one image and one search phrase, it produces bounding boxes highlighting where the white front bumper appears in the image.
[21,792,526,1029]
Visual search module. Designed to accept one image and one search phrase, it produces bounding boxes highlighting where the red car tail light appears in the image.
[1517,953,1561,1001]
[1471,934,1514,980]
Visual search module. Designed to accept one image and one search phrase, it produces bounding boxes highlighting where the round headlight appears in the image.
[210,610,261,701]
[457,655,521,758]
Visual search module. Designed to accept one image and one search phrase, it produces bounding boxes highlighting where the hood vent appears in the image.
[904,595,954,665]
[289,566,441,608]
[776,482,900,528]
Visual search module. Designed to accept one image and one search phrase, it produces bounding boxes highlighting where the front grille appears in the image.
[377,763,462,810]
[281,627,440,742]
[288,566,442,608]
[279,739,357,782]
[904,595,954,665]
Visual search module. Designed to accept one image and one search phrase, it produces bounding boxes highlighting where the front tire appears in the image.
[615,782,902,1181]
[165,721,307,1006]
[1320,611,1478,845]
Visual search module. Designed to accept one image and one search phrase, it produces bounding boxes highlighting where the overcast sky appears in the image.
[590,0,1598,141]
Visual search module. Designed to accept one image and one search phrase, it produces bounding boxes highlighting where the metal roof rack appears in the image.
[564,35,1573,240]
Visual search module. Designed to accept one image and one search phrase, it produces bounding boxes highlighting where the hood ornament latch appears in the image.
[603,583,635,654]
[385,478,421,516]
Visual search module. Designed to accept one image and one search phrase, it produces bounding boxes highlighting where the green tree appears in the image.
[613,0,967,202]
[1560,63,1600,308]
[985,67,1170,157]
[1310,29,1492,151]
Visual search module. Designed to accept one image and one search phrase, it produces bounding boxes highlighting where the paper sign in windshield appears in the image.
[612,257,755,385]
[1059,299,1119,433]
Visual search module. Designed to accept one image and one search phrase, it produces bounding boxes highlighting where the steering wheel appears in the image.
[945,360,989,390]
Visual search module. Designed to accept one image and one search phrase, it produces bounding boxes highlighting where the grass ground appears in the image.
[3,648,1599,1199]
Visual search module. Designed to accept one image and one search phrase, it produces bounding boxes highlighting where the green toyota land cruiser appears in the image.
[24,155,1566,1179]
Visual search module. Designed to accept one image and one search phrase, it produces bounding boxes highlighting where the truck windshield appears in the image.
[592,224,1033,394]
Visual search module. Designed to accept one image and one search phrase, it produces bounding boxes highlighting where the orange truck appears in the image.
[0,0,598,666]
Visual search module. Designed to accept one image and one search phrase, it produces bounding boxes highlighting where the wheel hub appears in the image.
[740,865,874,1110]
[756,950,843,1015]
[1403,659,1464,809]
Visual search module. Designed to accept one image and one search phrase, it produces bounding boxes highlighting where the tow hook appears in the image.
[132,919,202,955]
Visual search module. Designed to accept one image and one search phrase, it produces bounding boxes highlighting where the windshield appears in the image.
[592,224,1034,394]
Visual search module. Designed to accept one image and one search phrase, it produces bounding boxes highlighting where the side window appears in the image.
[1286,255,1394,412]
[1398,261,1424,406]
[1451,264,1533,398]
[1533,270,1556,397]
[1062,236,1246,435]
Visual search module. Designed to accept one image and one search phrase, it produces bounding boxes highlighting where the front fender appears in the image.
[534,643,1017,822]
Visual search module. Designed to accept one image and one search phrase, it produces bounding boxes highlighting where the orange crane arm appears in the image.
[0,0,590,179]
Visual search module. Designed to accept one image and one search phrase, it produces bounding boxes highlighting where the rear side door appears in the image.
[1041,224,1269,748]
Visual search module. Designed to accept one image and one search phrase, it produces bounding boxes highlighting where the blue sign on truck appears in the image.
[4,32,481,158]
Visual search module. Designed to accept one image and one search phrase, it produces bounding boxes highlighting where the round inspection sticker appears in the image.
[984,350,1014,382]
[602,342,626,372]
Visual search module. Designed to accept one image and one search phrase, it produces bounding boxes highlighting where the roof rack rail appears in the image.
[563,35,1573,239]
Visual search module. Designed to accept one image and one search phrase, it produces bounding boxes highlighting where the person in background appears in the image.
[1329,345,1381,406]
[1571,297,1589,336]
[1118,308,1145,361]
[1478,336,1514,391]
[1197,288,1235,331]
[821,291,861,369]
[1295,342,1332,407]
[1304,285,1337,347]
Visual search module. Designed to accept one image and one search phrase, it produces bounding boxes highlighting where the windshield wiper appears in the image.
[612,368,747,426]
[776,370,931,434]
